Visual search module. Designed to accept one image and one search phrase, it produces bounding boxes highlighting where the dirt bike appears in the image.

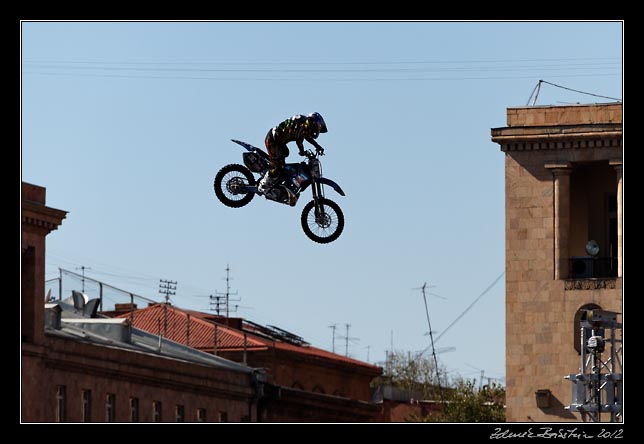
[213,139,345,244]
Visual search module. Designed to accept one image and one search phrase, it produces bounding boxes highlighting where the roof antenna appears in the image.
[413,281,446,400]
[526,80,543,106]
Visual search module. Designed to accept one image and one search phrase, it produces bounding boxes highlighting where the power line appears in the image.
[419,271,505,355]
[25,70,622,83]
[538,79,622,102]
[22,56,621,66]
[21,61,620,74]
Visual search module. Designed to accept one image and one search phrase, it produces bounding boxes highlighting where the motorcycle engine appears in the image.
[266,187,286,203]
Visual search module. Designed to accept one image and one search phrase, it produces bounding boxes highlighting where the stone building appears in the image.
[110,303,382,422]
[491,103,622,422]
[22,182,260,423]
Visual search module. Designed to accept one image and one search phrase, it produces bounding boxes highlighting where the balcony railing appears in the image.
[568,257,618,279]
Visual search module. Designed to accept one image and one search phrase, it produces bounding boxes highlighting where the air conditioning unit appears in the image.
[571,256,594,279]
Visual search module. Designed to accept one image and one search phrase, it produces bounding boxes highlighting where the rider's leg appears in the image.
[261,134,288,191]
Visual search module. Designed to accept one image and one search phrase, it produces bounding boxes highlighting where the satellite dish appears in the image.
[585,240,600,257]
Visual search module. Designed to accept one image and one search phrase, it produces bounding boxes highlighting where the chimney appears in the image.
[44,303,62,330]
[114,303,138,314]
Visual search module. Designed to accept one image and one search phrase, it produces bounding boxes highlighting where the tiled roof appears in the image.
[115,304,267,352]
[116,304,381,372]
[270,340,381,372]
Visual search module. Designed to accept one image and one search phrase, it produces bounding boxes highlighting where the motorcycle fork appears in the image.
[311,180,325,217]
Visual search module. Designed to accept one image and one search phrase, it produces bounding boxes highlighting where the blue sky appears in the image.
[21,21,622,383]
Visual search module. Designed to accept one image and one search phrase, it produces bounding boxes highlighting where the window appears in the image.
[574,304,602,354]
[130,397,139,422]
[175,405,185,423]
[568,163,618,279]
[218,411,228,423]
[81,389,91,422]
[106,394,116,422]
[55,385,66,422]
[197,408,206,423]
[152,401,162,422]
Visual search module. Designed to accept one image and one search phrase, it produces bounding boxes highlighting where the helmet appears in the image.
[307,112,328,138]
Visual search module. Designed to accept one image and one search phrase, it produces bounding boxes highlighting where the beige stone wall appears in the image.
[507,104,622,127]
[498,104,623,422]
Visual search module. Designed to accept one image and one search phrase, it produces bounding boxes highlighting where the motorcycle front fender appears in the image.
[300,178,346,196]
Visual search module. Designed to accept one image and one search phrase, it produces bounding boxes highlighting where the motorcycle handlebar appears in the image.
[303,149,324,159]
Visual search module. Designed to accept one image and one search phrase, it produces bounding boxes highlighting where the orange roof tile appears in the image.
[118,304,381,373]
[116,304,267,351]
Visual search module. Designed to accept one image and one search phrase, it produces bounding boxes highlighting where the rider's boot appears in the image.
[284,187,299,207]
[258,172,278,193]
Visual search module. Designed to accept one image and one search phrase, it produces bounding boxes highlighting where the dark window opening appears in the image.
[175,405,185,423]
[56,385,66,422]
[197,408,206,423]
[568,163,618,279]
[130,397,139,422]
[81,389,91,422]
[106,394,116,422]
[153,401,162,422]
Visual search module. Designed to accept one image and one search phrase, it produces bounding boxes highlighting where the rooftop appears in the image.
[112,303,381,373]
[45,292,254,374]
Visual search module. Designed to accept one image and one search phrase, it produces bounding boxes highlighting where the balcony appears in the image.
[565,257,618,291]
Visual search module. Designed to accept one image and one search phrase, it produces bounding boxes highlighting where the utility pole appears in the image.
[214,264,240,318]
[75,265,92,293]
[328,323,338,353]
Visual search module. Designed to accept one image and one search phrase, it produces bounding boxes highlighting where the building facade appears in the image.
[22,182,259,423]
[112,303,382,422]
[491,103,623,422]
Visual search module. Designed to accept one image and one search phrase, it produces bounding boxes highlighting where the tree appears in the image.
[371,350,450,400]
[423,379,506,423]
[372,350,506,422]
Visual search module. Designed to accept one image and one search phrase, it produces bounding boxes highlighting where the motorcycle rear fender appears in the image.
[231,139,260,152]
[300,178,346,196]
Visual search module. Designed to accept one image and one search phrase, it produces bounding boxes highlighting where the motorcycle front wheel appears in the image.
[214,164,256,208]
[301,198,345,244]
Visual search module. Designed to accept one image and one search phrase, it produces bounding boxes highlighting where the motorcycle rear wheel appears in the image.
[214,164,256,208]
[301,198,344,244]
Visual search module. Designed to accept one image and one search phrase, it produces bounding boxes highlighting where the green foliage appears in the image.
[424,379,506,423]
[372,351,506,423]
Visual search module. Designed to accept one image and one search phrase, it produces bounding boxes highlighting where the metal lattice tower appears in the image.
[565,309,623,422]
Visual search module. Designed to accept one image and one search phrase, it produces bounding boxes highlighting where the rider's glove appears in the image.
[316,146,325,155]
[299,149,306,156]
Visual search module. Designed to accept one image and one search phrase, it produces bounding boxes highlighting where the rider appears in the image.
[258,112,327,193]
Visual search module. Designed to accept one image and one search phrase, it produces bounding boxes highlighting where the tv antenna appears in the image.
[214,264,240,318]
[338,323,359,357]
[465,363,505,390]
[413,281,445,398]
